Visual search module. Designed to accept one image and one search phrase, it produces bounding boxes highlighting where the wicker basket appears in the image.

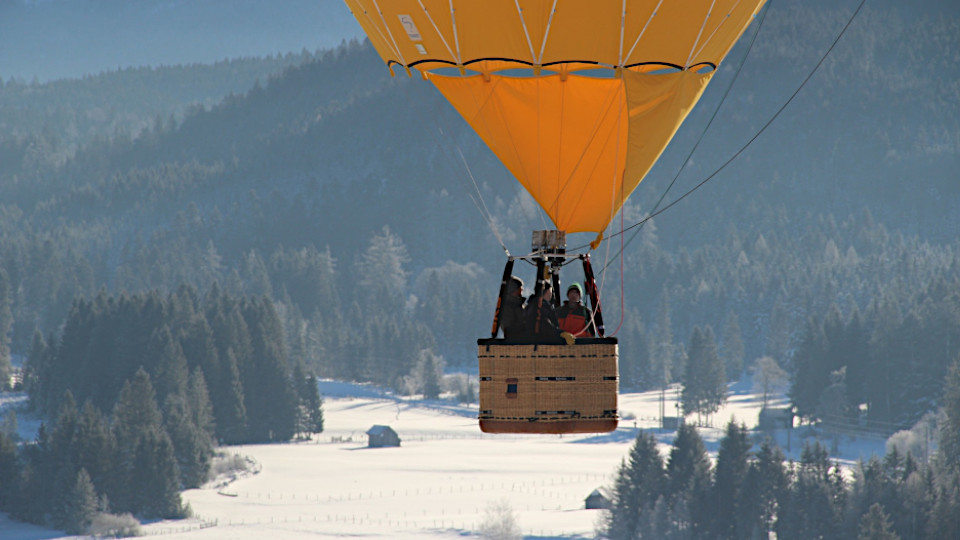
[477,338,619,434]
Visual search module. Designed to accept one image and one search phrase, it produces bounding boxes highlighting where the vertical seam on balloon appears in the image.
[624,0,664,66]
[554,80,625,228]
[555,71,566,228]
[611,97,627,336]
[514,0,538,65]
[608,86,625,247]
[417,0,458,64]
[691,0,746,66]
[552,80,622,205]
[371,0,408,67]
[540,2,553,230]
[537,75,547,228]
[450,74,526,187]
[449,0,462,67]
[618,0,627,68]
[537,0,559,66]
[417,74,508,253]
[356,0,406,66]
[483,79,535,199]
[685,0,717,69]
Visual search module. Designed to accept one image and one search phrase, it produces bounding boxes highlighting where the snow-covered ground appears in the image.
[0,379,887,539]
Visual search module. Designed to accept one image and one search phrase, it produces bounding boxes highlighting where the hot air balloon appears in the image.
[345,0,767,433]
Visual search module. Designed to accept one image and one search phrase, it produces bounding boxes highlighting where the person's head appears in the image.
[567,282,583,303]
[507,276,524,297]
[541,281,553,302]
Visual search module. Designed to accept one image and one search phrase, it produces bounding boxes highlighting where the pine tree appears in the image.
[739,438,787,539]
[653,289,676,386]
[665,421,712,537]
[181,317,231,440]
[790,316,830,420]
[356,226,410,314]
[711,421,751,539]
[148,326,189,401]
[665,422,710,501]
[75,401,115,505]
[301,373,324,434]
[0,431,19,509]
[415,269,445,344]
[111,369,164,512]
[186,367,216,442]
[682,326,726,423]
[927,479,960,540]
[619,310,651,390]
[938,358,960,471]
[898,464,933,540]
[17,423,55,523]
[818,367,850,438]
[163,394,210,489]
[50,391,80,469]
[60,468,98,535]
[51,300,98,414]
[777,441,846,540]
[0,268,12,391]
[605,430,665,540]
[241,298,297,442]
[415,349,443,400]
[0,409,16,440]
[858,503,900,540]
[840,308,870,413]
[131,428,183,518]
[24,330,50,412]
[218,347,248,444]
[865,299,904,423]
[766,294,793,359]
[721,311,744,382]
[113,369,163,450]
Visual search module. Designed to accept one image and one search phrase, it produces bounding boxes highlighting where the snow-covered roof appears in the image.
[587,488,611,500]
[366,425,397,436]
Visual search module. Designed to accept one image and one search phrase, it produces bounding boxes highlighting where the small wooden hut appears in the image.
[758,407,793,431]
[585,488,612,510]
[366,425,401,448]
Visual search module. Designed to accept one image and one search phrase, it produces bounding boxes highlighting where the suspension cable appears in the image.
[400,79,511,255]
[570,0,866,259]
[597,0,772,271]
[565,0,769,256]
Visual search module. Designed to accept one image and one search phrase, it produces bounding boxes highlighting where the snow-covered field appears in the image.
[0,380,886,539]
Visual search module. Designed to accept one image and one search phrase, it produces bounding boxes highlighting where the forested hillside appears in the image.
[0,0,360,82]
[0,50,323,150]
[0,0,958,432]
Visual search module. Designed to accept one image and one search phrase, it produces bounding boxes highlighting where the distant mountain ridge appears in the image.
[0,0,362,82]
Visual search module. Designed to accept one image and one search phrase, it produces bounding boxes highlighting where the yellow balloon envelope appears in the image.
[344,0,767,242]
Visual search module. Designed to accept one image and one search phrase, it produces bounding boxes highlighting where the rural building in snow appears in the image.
[366,425,400,448]
[758,407,793,431]
[585,488,612,509]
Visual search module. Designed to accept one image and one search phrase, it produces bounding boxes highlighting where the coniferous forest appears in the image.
[0,286,324,531]
[606,370,960,540]
[0,0,958,535]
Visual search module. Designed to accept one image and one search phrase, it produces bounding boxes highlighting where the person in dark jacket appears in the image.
[500,275,527,341]
[524,281,563,343]
[557,282,595,337]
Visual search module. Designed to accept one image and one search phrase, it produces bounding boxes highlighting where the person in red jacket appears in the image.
[556,282,595,337]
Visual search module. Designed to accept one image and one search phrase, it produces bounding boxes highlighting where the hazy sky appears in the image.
[0,0,365,82]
